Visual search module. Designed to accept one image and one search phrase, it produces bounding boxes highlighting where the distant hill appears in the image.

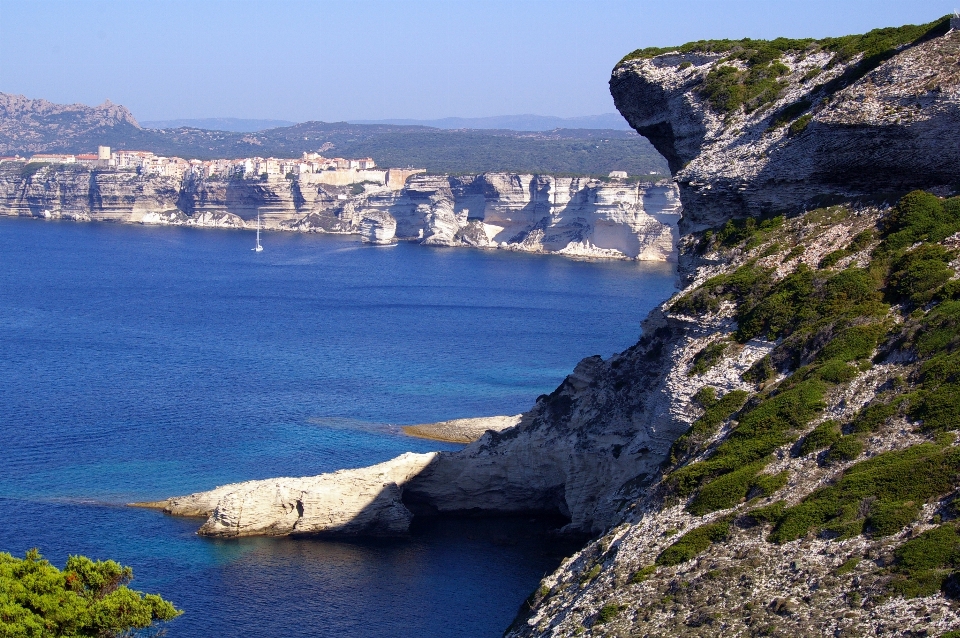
[140,117,298,132]
[0,93,667,175]
[350,113,632,131]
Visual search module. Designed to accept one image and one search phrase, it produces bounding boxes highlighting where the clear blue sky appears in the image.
[0,0,950,122]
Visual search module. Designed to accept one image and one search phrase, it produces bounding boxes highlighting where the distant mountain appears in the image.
[140,117,298,132]
[0,93,141,154]
[350,113,632,131]
[0,93,666,175]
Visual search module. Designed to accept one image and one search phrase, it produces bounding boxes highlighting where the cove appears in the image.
[0,218,676,636]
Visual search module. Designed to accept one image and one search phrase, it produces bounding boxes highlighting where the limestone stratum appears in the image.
[145,15,960,637]
[0,165,681,261]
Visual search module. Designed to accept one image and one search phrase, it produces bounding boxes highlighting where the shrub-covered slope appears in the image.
[510,191,960,637]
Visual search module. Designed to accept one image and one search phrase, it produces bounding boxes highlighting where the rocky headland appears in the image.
[146,15,960,637]
[0,165,680,261]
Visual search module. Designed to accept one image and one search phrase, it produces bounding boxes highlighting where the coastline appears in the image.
[402,415,522,444]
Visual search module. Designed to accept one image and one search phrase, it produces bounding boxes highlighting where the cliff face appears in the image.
[610,21,960,232]
[0,165,680,261]
[131,18,960,637]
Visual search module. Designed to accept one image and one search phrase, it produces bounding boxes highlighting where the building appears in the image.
[608,170,628,179]
[76,154,100,167]
[29,154,76,164]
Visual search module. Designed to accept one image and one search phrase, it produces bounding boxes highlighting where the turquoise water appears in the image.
[0,218,676,636]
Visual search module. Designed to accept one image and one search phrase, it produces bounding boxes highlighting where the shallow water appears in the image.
[0,218,676,636]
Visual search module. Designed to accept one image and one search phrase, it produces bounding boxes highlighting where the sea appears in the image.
[0,217,677,637]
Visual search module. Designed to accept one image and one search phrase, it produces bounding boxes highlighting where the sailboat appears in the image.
[253,211,264,252]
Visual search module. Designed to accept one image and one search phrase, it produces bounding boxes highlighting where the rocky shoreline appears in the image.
[0,167,681,262]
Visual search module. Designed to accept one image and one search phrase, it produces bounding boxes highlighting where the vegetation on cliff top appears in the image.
[0,549,180,636]
[617,16,951,116]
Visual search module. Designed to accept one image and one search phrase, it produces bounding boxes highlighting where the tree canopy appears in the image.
[0,549,180,637]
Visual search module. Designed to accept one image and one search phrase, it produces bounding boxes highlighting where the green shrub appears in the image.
[678,61,693,70]
[0,549,181,637]
[747,500,786,524]
[693,386,718,408]
[789,114,812,136]
[850,400,901,433]
[669,389,749,464]
[581,565,601,583]
[866,500,921,536]
[743,355,776,385]
[835,557,860,575]
[882,191,960,251]
[908,384,960,433]
[672,379,824,509]
[769,99,812,129]
[751,470,790,497]
[595,603,623,624]
[848,229,876,252]
[819,249,849,268]
[630,565,657,583]
[689,340,729,376]
[656,519,731,566]
[799,420,841,455]
[888,244,955,306]
[770,443,960,543]
[826,435,864,464]
[815,360,859,383]
[888,523,960,598]
[688,461,767,514]
[915,301,960,355]
[818,324,886,363]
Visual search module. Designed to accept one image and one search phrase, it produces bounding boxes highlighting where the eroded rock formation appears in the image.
[610,25,960,232]
[0,166,680,261]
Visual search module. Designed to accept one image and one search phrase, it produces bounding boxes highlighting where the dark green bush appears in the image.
[595,603,623,624]
[888,244,955,306]
[825,436,864,464]
[908,384,960,433]
[751,470,790,498]
[882,191,960,251]
[630,565,657,583]
[798,420,841,455]
[888,523,960,598]
[818,324,886,363]
[819,249,849,268]
[673,379,824,512]
[815,360,858,383]
[866,500,921,536]
[789,114,812,136]
[656,518,731,566]
[850,400,902,433]
[770,443,960,543]
[743,355,776,385]
[669,389,749,464]
[689,340,729,376]
[747,500,786,524]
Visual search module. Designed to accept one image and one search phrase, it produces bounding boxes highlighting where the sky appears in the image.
[0,0,951,122]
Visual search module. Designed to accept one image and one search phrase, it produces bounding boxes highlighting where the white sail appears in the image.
[253,212,263,252]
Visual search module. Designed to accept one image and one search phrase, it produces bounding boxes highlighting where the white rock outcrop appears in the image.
[148,452,437,537]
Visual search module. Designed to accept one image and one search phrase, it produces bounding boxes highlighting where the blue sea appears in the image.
[0,218,676,637]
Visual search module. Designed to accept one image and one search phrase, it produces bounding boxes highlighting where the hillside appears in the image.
[0,94,667,176]
[506,16,960,637]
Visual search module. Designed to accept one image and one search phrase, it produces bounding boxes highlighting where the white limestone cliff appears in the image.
[0,167,681,261]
